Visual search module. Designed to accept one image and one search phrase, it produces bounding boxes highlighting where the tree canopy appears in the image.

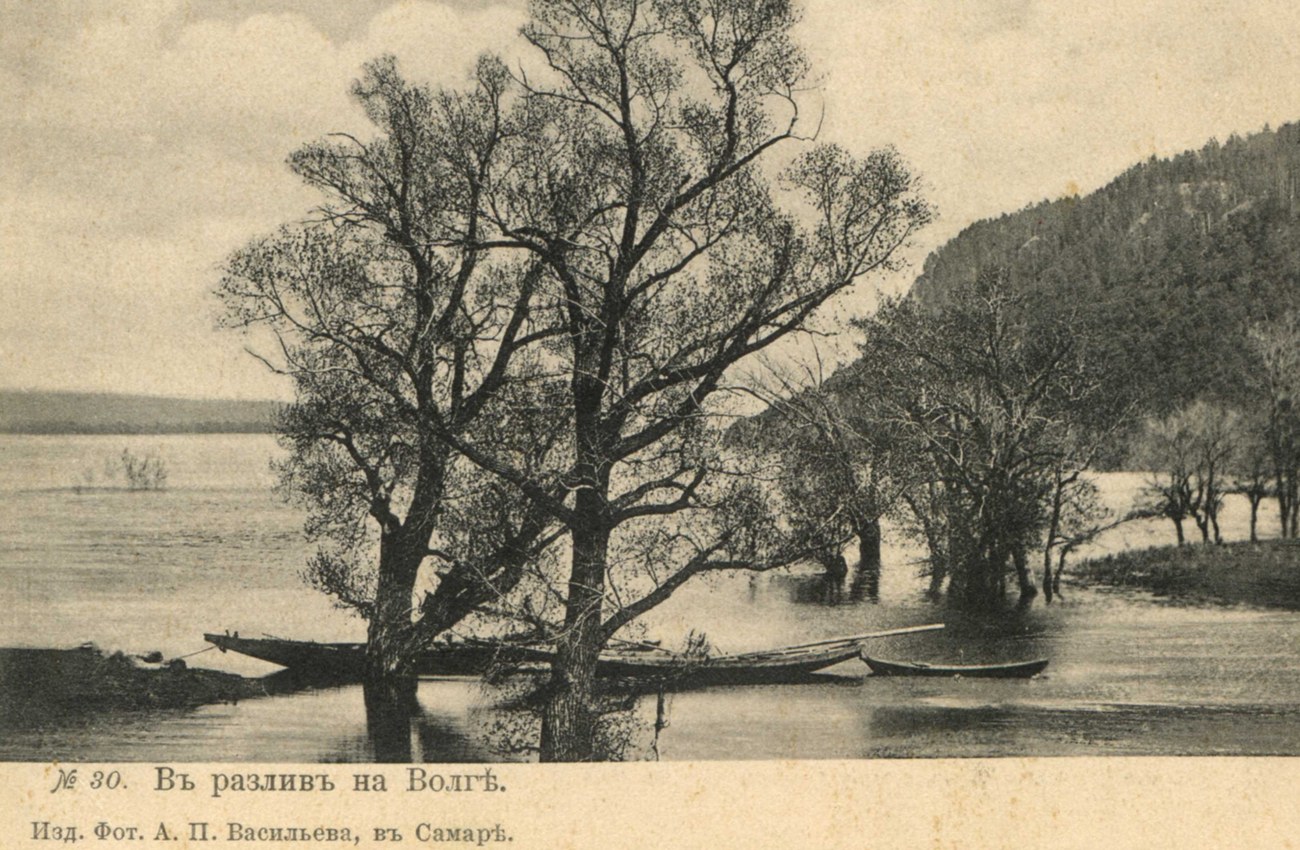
[220,0,933,761]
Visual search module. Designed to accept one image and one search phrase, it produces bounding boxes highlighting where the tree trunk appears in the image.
[1053,548,1068,598]
[905,488,948,599]
[538,497,608,762]
[361,538,425,763]
[1285,472,1299,537]
[1206,485,1223,544]
[849,521,882,602]
[1013,545,1036,607]
[538,329,618,762]
[364,443,448,689]
[927,517,952,599]
[1043,475,1064,605]
[538,635,600,762]
[1275,472,1295,538]
[1249,495,1260,543]
[926,555,947,598]
[819,551,848,582]
[949,541,1004,612]
[365,531,426,684]
[856,518,882,570]
[1192,511,1210,544]
[1172,516,1185,545]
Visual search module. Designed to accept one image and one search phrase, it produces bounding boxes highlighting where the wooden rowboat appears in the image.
[595,641,865,685]
[861,654,1048,679]
[205,624,943,687]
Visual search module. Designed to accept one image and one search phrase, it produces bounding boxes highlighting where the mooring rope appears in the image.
[172,644,218,661]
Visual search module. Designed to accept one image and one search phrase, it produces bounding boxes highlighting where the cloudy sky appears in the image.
[4,0,1300,399]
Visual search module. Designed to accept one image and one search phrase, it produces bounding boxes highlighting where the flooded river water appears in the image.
[1,434,1297,761]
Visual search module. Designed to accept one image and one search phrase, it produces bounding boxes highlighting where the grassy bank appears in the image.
[1072,539,1300,609]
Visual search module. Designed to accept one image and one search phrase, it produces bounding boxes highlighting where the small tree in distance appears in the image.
[119,448,169,491]
[77,449,169,493]
[1229,409,1274,543]
[1247,312,1300,538]
[1133,401,1239,546]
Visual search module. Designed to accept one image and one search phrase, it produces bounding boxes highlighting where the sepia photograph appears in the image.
[3,0,1299,779]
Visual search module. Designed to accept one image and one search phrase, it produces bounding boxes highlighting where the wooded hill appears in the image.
[909,121,1300,412]
[729,122,1300,604]
[0,391,280,434]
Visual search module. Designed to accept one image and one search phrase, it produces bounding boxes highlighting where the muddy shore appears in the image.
[0,644,268,725]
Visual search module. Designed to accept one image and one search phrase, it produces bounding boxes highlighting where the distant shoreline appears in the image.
[0,390,281,435]
[1,423,276,435]
[1072,538,1300,610]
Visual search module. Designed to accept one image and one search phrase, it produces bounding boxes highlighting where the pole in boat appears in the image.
[712,623,944,660]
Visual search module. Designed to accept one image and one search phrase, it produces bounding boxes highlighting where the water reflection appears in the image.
[363,680,421,763]
[849,562,881,603]
[257,672,523,763]
[770,561,886,606]
[780,571,847,605]
[5,577,1296,762]
[356,692,495,765]
[352,675,662,763]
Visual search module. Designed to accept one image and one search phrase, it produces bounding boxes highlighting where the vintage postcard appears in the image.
[2,1,1298,846]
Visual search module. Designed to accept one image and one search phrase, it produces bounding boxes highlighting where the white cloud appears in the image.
[1,1,526,398]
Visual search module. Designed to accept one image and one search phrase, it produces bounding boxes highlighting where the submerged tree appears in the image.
[218,58,567,701]
[414,0,932,760]
[221,0,930,762]
[854,271,1126,610]
[747,357,905,594]
[1040,463,1113,602]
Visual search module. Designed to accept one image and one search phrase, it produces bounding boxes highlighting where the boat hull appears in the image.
[593,644,862,685]
[203,634,545,678]
[862,655,1049,678]
[204,634,863,686]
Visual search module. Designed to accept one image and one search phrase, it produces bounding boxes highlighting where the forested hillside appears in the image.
[910,121,1300,410]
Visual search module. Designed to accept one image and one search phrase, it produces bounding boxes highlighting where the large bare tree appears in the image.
[222,0,930,762]
[424,0,932,760]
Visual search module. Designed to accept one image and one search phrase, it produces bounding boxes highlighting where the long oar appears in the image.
[714,623,944,660]
[609,637,676,655]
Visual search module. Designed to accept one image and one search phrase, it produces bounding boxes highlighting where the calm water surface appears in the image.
[1,434,1297,760]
